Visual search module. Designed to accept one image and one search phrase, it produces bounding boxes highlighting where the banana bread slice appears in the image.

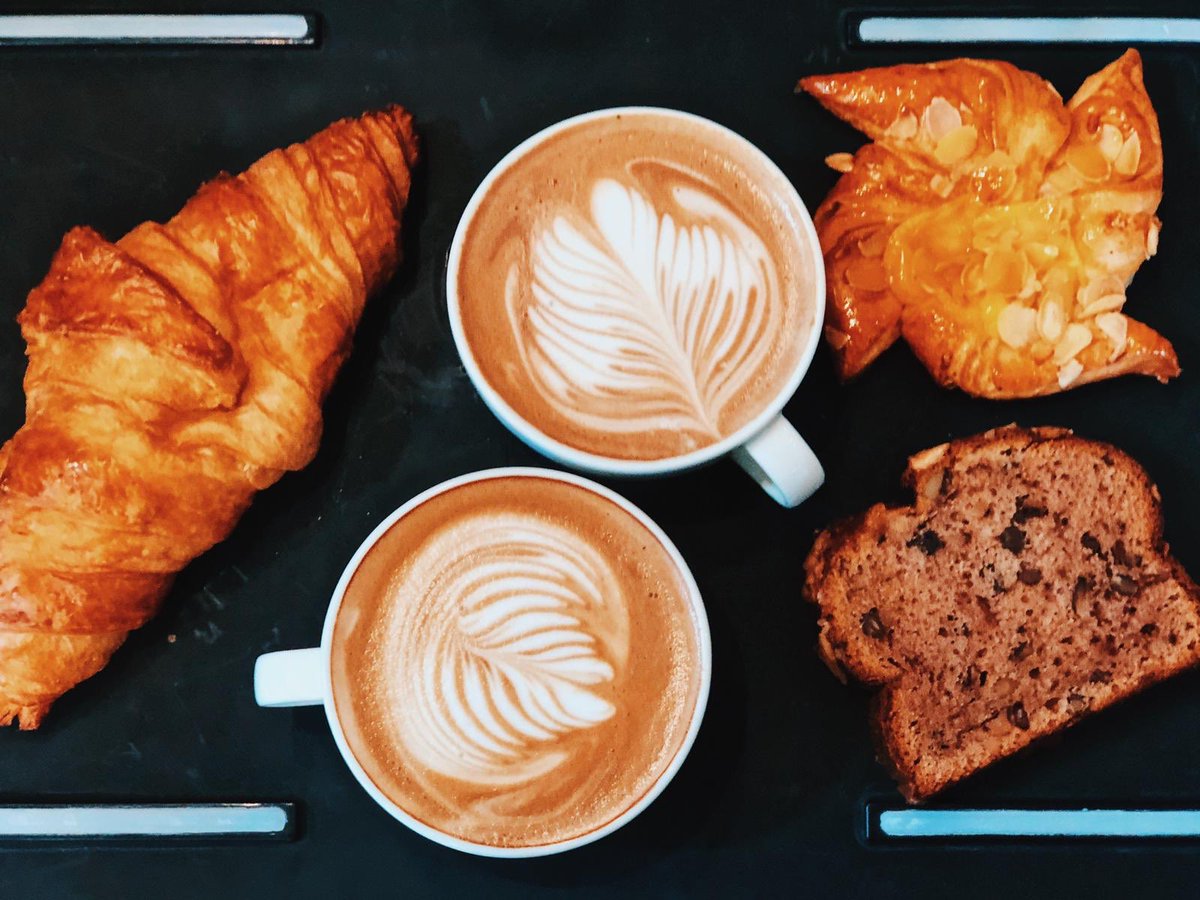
[804,425,1200,801]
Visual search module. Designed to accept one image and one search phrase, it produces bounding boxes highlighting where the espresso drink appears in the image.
[330,475,703,848]
[455,111,817,460]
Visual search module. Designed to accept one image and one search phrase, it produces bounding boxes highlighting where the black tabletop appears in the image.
[3,1,1200,897]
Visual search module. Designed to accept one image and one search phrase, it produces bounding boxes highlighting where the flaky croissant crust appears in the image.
[0,106,418,728]
[799,50,1177,398]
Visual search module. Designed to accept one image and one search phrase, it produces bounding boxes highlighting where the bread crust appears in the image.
[804,425,1200,800]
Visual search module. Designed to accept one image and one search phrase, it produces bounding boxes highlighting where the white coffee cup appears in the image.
[253,467,712,858]
[447,107,826,508]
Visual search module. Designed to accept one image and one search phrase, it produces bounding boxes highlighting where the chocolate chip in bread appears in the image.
[804,425,1200,801]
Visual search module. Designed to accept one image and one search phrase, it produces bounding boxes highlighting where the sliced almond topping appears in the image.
[1097,123,1125,161]
[970,230,993,253]
[885,112,919,140]
[983,149,1015,169]
[1018,272,1043,300]
[934,124,978,166]
[1078,293,1125,318]
[908,247,942,294]
[1037,294,1066,342]
[977,216,1008,238]
[824,325,851,350]
[825,152,854,173]
[961,260,986,295]
[1030,339,1054,363]
[1053,322,1093,365]
[1057,358,1084,389]
[1095,312,1128,361]
[982,248,1028,296]
[1147,220,1160,257]
[1039,166,1082,196]
[844,256,889,292]
[920,470,945,501]
[857,228,889,258]
[909,442,949,472]
[997,228,1021,249]
[1077,274,1126,308]
[929,173,954,198]
[1114,131,1142,177]
[1065,143,1111,182]
[1041,266,1072,295]
[997,303,1037,349]
[922,96,962,142]
[1027,243,1060,264]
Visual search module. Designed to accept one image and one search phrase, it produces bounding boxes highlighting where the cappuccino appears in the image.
[330,474,704,848]
[454,110,817,461]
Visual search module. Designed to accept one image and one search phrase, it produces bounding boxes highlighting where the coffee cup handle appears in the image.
[254,648,325,707]
[730,415,824,508]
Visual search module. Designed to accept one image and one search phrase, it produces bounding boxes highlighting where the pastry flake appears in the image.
[798,50,1177,396]
[0,107,419,729]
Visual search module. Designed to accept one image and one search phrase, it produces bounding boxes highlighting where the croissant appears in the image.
[799,50,1178,397]
[0,106,418,728]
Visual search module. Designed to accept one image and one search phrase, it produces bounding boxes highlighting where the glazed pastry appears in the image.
[0,106,418,728]
[799,50,1177,396]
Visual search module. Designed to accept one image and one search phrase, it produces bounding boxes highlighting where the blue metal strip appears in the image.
[857,16,1200,45]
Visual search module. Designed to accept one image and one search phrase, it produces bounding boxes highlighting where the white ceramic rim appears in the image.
[316,467,713,858]
[446,106,826,476]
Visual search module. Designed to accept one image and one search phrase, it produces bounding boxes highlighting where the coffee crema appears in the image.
[330,475,703,848]
[455,111,817,461]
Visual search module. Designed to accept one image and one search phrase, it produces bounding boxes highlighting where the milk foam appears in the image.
[332,469,703,847]
[378,513,631,786]
[509,175,783,445]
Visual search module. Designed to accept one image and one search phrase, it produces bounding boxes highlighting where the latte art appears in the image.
[383,514,630,785]
[330,475,703,849]
[513,175,782,444]
[455,111,816,461]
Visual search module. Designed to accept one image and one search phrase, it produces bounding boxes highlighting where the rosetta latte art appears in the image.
[507,173,785,446]
[383,513,631,786]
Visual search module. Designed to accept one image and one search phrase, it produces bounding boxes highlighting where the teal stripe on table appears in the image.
[879,808,1200,838]
[857,17,1200,44]
[0,14,314,45]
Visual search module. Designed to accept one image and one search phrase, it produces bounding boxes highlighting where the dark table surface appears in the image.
[3,1,1200,897]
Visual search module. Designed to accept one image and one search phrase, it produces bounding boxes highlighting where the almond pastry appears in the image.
[798,50,1178,397]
